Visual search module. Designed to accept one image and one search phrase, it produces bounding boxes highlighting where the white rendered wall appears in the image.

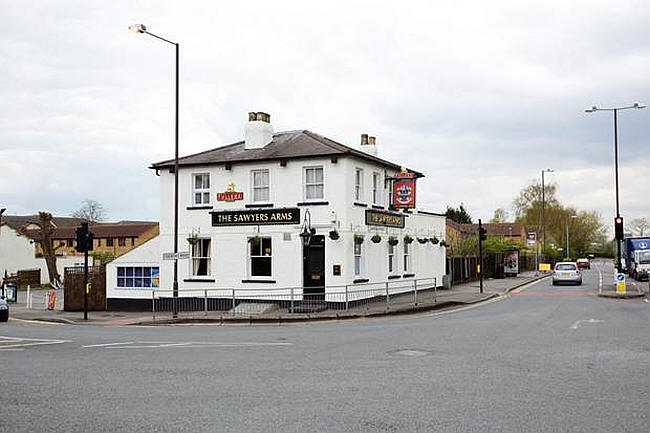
[106,236,161,299]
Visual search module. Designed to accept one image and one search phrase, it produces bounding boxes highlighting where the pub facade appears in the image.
[107,112,446,306]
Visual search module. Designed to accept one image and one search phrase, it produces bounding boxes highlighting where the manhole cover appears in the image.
[389,349,432,357]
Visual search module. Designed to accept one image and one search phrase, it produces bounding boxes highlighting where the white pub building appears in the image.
[106,113,446,310]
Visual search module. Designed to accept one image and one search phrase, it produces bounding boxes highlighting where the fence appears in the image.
[447,252,537,285]
[63,265,106,311]
[150,277,438,321]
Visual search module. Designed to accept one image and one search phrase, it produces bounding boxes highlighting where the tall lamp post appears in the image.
[585,102,646,272]
[566,215,577,259]
[541,168,553,262]
[129,24,180,317]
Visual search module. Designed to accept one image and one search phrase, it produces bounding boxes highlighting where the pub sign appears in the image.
[211,208,300,226]
[392,168,416,209]
[217,183,244,202]
[365,209,406,228]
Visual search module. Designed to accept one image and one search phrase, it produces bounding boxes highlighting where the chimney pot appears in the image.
[248,112,257,121]
[368,136,376,145]
[361,134,369,145]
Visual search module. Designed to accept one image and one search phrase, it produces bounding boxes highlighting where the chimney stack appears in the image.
[244,112,273,150]
[359,133,378,156]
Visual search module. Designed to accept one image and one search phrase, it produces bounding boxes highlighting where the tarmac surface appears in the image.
[1,259,649,432]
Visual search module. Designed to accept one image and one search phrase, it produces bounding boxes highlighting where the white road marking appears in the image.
[570,319,604,329]
[0,335,69,350]
[8,317,64,326]
[82,341,134,348]
[98,341,294,349]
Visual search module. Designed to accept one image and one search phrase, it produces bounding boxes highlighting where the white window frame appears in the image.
[388,243,396,274]
[372,172,381,205]
[192,173,210,206]
[354,240,364,277]
[251,169,270,203]
[191,238,211,277]
[403,242,411,273]
[355,168,364,202]
[248,236,273,278]
[303,166,324,201]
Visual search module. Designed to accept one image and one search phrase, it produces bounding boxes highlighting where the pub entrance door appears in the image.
[303,235,325,298]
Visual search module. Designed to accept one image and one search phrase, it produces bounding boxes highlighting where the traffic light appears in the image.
[614,216,624,241]
[75,222,94,252]
[479,226,487,241]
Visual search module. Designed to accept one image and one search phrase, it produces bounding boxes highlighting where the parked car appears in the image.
[576,258,590,270]
[0,297,8,322]
[552,262,582,285]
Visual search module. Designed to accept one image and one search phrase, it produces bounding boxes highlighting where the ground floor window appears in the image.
[403,242,411,272]
[191,238,211,276]
[117,266,160,288]
[249,237,272,277]
[388,243,395,273]
[354,241,363,276]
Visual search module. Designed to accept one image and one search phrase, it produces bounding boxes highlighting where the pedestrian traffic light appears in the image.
[479,226,487,241]
[614,216,624,241]
[75,222,94,252]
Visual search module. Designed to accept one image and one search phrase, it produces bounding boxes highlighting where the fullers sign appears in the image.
[211,208,300,226]
[392,168,416,209]
[366,209,405,228]
[216,183,244,202]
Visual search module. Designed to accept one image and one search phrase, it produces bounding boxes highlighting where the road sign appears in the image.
[539,263,551,272]
[526,232,537,245]
[162,251,190,261]
[615,273,626,294]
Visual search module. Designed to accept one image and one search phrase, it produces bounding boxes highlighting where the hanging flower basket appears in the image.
[388,236,399,246]
[417,237,429,244]
[430,236,440,245]
[404,235,414,244]
[439,240,448,247]
[248,235,261,244]
[187,234,199,245]
[371,234,382,244]
[329,229,340,240]
[353,234,365,244]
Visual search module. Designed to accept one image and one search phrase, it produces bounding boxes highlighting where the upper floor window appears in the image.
[118,237,126,247]
[107,238,114,247]
[193,173,210,205]
[304,167,324,200]
[372,172,381,205]
[355,168,364,201]
[251,169,270,202]
[191,238,211,276]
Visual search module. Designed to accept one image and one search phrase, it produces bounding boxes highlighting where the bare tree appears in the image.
[490,207,509,223]
[25,212,62,286]
[72,199,107,223]
[629,217,649,236]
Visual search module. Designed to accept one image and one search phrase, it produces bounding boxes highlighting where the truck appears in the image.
[623,236,650,276]
[630,249,650,281]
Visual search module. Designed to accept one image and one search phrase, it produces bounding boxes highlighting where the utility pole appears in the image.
[541,168,553,263]
[478,219,487,294]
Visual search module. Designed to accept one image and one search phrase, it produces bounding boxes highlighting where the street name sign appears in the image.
[162,251,190,261]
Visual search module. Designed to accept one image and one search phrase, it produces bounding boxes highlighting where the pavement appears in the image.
[593,259,648,299]
[1,260,649,433]
[7,271,549,325]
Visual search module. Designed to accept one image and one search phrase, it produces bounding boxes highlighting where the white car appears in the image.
[552,262,582,286]
[0,297,8,322]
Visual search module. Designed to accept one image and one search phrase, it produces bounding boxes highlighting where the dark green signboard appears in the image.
[211,208,300,226]
[365,209,405,228]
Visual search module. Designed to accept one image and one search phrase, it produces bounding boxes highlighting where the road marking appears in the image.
[570,319,604,329]
[8,317,64,326]
[82,341,134,348]
[0,335,69,350]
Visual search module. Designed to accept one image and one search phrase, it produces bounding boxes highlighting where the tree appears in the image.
[629,217,648,236]
[25,212,62,286]
[512,180,558,220]
[72,199,107,223]
[490,207,509,223]
[445,203,472,224]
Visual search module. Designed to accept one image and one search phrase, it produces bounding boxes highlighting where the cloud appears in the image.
[1,0,649,227]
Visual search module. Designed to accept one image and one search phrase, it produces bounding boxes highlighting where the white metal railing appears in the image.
[150,277,438,321]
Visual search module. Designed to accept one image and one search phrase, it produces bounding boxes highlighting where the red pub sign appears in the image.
[216,183,244,202]
[392,168,416,209]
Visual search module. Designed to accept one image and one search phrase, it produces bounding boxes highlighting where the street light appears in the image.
[566,215,577,259]
[541,168,553,262]
[129,24,181,318]
[585,102,646,272]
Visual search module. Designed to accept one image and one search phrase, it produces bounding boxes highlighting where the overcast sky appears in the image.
[1,0,649,231]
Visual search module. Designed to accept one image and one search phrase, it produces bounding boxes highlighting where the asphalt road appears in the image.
[1,259,649,433]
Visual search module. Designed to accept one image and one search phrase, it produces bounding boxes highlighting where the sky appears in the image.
[1,0,649,233]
